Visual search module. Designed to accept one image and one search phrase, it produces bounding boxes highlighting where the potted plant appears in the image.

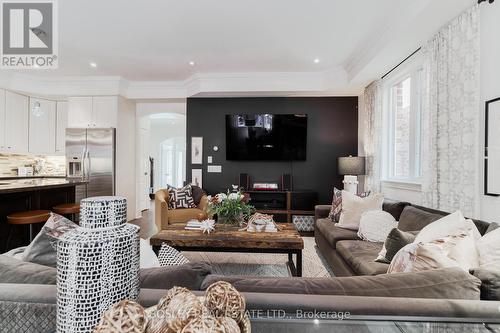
[207,186,255,226]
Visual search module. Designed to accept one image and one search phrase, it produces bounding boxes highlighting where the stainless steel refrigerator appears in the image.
[66,128,116,202]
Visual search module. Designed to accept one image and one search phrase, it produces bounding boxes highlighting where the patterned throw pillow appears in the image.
[328,187,371,222]
[387,230,479,274]
[158,243,189,267]
[167,185,197,209]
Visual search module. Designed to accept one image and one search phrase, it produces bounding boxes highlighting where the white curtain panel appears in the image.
[363,80,383,193]
[421,5,480,217]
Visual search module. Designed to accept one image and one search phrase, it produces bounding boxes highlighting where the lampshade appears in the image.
[338,156,365,175]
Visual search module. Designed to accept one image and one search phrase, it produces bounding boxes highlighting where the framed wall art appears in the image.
[485,97,500,196]
[191,137,203,165]
[191,168,202,188]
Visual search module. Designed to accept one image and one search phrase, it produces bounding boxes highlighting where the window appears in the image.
[384,67,422,183]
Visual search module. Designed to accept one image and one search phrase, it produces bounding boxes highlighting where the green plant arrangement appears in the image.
[207,186,255,226]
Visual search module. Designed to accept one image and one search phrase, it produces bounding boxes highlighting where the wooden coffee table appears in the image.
[151,223,304,277]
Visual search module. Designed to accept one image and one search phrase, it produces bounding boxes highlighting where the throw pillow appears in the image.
[385,243,418,273]
[191,185,206,206]
[22,213,78,267]
[328,188,370,222]
[357,210,398,242]
[486,222,499,234]
[167,184,197,209]
[158,243,189,266]
[140,239,160,269]
[469,268,500,301]
[376,229,418,264]
[414,211,481,244]
[476,227,500,271]
[388,230,479,274]
[337,191,384,230]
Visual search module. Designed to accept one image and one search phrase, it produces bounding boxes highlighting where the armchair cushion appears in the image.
[167,184,197,209]
[191,186,207,206]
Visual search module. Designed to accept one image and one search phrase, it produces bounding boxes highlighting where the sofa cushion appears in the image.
[382,200,411,221]
[140,262,211,290]
[315,219,359,247]
[1,254,211,291]
[398,206,443,232]
[200,267,481,300]
[469,268,500,301]
[0,255,56,285]
[336,240,388,275]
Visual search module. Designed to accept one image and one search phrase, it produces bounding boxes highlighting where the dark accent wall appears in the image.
[186,97,358,204]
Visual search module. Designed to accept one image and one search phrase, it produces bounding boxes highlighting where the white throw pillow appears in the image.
[140,238,161,269]
[388,230,479,274]
[357,210,398,242]
[337,191,384,230]
[386,243,419,273]
[414,211,481,244]
[476,228,500,270]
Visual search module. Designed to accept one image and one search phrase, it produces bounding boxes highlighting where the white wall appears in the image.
[135,100,187,212]
[116,96,137,221]
[479,3,500,222]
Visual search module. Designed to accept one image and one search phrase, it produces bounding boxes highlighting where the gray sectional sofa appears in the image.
[314,199,493,277]
[1,199,500,332]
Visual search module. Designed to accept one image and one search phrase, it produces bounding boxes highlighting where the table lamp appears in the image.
[338,156,365,194]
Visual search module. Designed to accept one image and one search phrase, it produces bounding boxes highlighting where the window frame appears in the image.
[382,57,423,185]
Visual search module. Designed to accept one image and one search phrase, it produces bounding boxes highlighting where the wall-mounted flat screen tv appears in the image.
[226,114,307,160]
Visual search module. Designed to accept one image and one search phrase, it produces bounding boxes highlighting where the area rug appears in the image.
[182,237,334,277]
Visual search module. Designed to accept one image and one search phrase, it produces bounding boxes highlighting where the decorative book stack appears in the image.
[56,196,140,333]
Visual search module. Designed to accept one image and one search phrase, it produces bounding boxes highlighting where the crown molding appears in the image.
[0,66,363,99]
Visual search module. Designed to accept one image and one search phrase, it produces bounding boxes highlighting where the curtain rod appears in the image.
[381,47,421,80]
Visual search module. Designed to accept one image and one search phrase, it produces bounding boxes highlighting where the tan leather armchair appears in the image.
[155,189,208,231]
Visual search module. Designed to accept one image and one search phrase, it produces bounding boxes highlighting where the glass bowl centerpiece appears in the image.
[207,186,255,226]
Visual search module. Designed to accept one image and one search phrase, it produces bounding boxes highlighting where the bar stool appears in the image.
[6,210,51,250]
[53,203,80,222]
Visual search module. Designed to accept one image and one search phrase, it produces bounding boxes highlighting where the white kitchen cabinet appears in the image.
[29,98,56,154]
[0,89,5,151]
[68,96,117,128]
[92,96,117,127]
[5,91,29,153]
[68,97,92,127]
[55,101,68,154]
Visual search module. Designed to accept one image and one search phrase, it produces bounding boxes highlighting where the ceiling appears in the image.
[1,0,475,98]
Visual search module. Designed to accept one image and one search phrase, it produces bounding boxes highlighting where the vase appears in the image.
[217,213,244,226]
[56,196,140,333]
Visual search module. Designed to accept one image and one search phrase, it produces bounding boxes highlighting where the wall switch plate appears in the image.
[207,165,222,173]
[207,156,213,163]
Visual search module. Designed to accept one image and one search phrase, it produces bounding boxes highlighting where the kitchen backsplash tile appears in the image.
[0,153,66,177]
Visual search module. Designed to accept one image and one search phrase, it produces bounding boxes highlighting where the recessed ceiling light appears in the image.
[89,62,97,68]
[189,61,195,66]
[314,58,320,64]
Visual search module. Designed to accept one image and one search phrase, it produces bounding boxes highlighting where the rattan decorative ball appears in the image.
[165,292,206,324]
[217,317,240,333]
[157,286,192,310]
[180,316,225,333]
[146,317,184,333]
[93,300,147,333]
[204,281,246,322]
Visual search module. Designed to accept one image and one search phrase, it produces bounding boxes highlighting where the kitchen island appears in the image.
[0,178,87,252]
